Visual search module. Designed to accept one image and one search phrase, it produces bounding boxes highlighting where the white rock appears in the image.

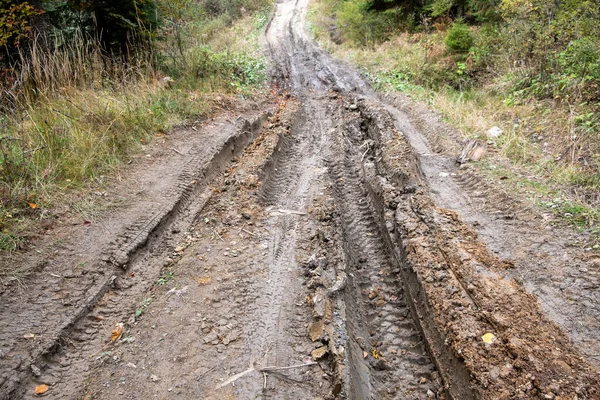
[487,126,503,138]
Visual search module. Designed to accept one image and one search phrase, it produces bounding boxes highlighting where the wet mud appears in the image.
[1,0,599,398]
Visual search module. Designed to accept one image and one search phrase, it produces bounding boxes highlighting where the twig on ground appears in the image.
[242,228,257,237]
[258,362,317,372]
[169,147,184,155]
[277,208,307,215]
[213,229,224,241]
[215,362,317,389]
[361,146,370,161]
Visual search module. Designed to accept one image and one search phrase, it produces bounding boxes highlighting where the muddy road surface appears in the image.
[1,0,600,398]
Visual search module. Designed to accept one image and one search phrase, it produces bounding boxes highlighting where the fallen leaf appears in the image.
[368,286,380,300]
[197,276,211,285]
[311,346,328,360]
[28,203,38,209]
[482,332,496,344]
[83,220,91,226]
[23,333,35,339]
[111,323,124,341]
[128,272,135,277]
[363,351,368,359]
[95,315,104,321]
[35,384,49,395]
[371,348,379,359]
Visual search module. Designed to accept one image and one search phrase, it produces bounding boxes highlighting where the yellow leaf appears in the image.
[35,384,49,395]
[28,202,38,209]
[197,276,211,285]
[371,348,379,359]
[482,332,496,344]
[111,323,124,341]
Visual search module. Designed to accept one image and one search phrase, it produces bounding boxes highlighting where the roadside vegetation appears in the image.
[308,0,600,241]
[0,0,271,255]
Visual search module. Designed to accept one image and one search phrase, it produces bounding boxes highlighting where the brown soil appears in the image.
[1,0,599,399]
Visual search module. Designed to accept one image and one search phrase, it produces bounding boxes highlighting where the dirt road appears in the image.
[1,0,599,398]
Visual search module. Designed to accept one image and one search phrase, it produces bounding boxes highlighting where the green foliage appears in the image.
[336,0,401,46]
[445,22,472,53]
[558,38,600,82]
[0,1,42,48]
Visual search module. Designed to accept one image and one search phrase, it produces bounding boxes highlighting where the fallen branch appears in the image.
[242,228,257,237]
[215,362,317,389]
[258,362,317,372]
[213,229,224,241]
[277,208,307,215]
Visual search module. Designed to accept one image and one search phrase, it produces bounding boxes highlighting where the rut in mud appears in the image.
[2,0,600,398]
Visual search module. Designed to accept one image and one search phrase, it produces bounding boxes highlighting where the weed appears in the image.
[157,271,174,286]
[135,296,154,320]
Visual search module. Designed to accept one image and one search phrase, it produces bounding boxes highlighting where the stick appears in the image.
[263,372,267,389]
[169,147,184,155]
[361,146,370,161]
[213,229,224,241]
[277,209,307,215]
[258,362,317,372]
[215,367,255,389]
[215,362,317,389]
[242,228,257,237]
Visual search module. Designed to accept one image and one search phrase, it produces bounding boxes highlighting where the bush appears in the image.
[558,37,600,81]
[335,0,399,46]
[445,22,473,53]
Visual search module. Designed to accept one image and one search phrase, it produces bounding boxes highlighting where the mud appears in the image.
[1,0,600,398]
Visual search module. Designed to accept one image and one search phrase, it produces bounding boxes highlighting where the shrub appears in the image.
[558,37,600,81]
[445,22,473,53]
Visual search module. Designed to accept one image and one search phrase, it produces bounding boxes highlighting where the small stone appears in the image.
[419,376,428,384]
[150,375,160,382]
[30,365,41,377]
[487,126,503,138]
[490,366,500,379]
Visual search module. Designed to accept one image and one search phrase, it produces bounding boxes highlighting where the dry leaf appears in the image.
[362,351,368,359]
[371,349,379,359]
[482,332,496,344]
[35,384,49,395]
[28,203,38,209]
[95,315,104,321]
[111,323,124,341]
[197,276,211,285]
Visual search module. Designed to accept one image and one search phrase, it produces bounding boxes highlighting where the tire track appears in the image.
[327,110,440,399]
